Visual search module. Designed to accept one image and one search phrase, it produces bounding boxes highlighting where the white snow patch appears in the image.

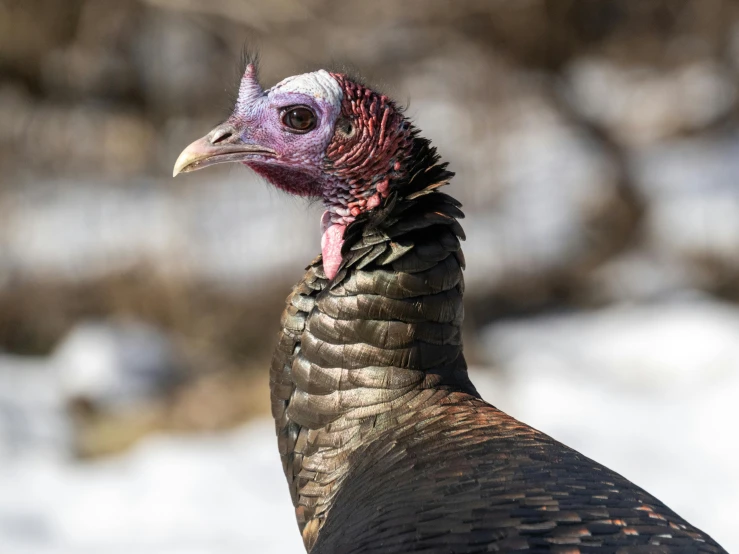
[476,297,739,552]
[0,421,303,554]
[54,320,178,410]
[1,300,737,552]
[0,355,71,458]
[0,174,320,288]
[0,320,179,458]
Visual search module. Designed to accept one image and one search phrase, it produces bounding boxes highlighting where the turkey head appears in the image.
[174,65,412,279]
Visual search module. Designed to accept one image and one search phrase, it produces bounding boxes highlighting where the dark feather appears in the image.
[267,132,727,554]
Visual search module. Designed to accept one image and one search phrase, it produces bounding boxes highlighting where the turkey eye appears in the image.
[281,106,316,132]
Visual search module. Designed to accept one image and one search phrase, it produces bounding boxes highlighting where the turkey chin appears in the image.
[320,211,346,280]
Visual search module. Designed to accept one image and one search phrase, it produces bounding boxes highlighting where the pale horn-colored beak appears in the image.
[172,123,276,177]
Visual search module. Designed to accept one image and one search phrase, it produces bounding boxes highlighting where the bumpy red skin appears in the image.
[238,71,416,279]
[322,74,414,225]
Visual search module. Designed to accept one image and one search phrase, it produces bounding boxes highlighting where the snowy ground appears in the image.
[1,297,737,553]
[477,296,739,552]
[0,422,304,554]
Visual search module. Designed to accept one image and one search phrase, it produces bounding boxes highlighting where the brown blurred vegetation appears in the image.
[2,0,737,177]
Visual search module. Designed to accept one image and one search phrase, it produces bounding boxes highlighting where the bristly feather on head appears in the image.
[222,43,261,116]
[174,63,452,279]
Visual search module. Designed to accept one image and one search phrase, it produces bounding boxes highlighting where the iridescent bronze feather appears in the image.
[269,136,726,553]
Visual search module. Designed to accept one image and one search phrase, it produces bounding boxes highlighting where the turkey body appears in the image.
[313,404,723,554]
[171,65,726,553]
[269,147,726,553]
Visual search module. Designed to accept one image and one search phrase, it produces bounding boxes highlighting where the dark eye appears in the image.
[281,106,316,132]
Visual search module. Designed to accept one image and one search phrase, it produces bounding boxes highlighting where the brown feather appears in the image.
[266,146,726,554]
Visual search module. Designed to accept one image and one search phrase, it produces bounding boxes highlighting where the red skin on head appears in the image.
[318,74,414,279]
[323,74,413,220]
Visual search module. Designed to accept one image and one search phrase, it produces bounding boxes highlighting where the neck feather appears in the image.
[269,138,476,549]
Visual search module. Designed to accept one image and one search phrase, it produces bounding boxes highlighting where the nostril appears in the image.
[210,127,234,144]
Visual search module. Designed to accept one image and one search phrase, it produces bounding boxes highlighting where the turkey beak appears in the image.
[173,123,276,177]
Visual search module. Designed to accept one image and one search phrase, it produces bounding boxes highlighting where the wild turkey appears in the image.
[173,64,726,554]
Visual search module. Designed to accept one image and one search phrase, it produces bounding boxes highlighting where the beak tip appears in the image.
[172,128,272,179]
[172,151,192,178]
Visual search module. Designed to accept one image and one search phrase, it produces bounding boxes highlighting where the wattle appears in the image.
[321,221,346,280]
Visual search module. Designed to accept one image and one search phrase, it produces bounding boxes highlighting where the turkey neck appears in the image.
[269,139,476,549]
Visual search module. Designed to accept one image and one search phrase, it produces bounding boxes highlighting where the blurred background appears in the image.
[1,0,738,552]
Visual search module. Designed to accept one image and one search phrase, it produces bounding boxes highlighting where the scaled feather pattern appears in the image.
[174,66,727,554]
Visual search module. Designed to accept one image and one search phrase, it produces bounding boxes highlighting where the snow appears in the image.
[1,298,737,553]
[55,320,179,409]
[0,174,320,287]
[0,355,71,458]
[0,320,179,459]
[476,295,739,552]
[0,422,303,554]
